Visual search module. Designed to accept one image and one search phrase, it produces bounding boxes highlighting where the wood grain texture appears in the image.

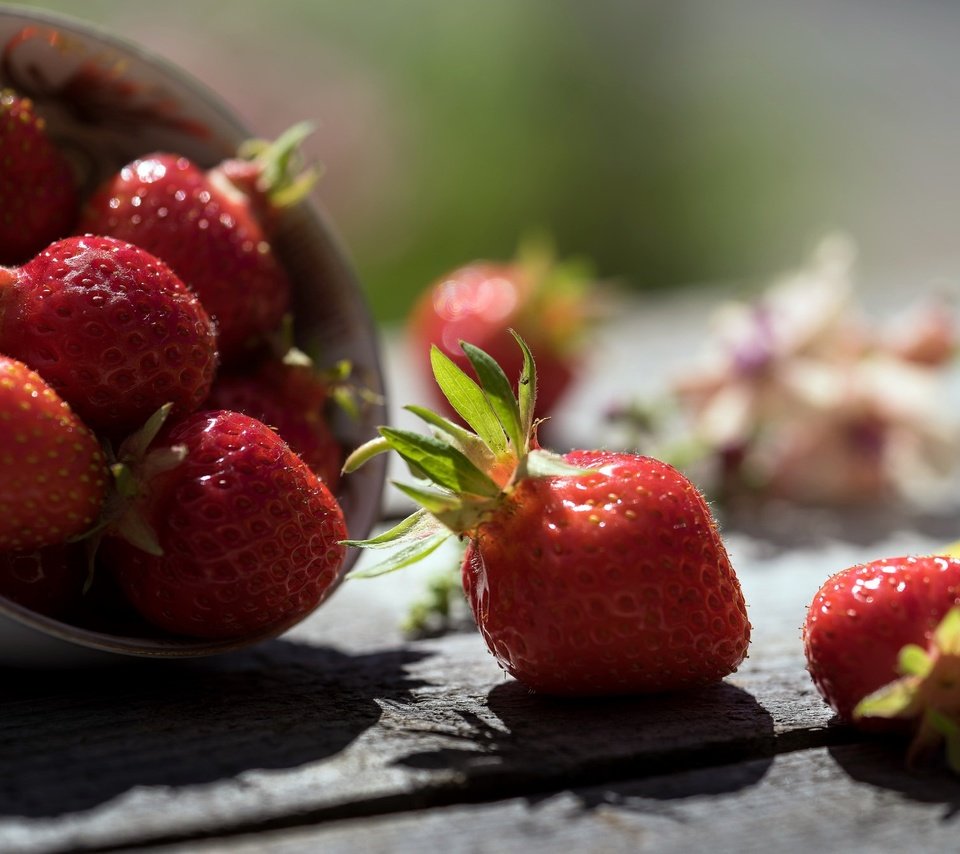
[1,380,956,853]
[149,744,960,854]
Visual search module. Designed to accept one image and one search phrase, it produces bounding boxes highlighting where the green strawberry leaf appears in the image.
[392,482,464,516]
[516,448,595,481]
[117,402,174,462]
[430,346,507,453]
[510,329,537,440]
[348,531,452,578]
[853,676,920,721]
[380,427,501,497]
[405,404,496,472]
[935,606,960,656]
[394,482,492,532]
[461,341,524,453]
[343,507,446,549]
[342,435,393,474]
[898,644,933,678]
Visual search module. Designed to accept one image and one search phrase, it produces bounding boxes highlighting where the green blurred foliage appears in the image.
[8,1,960,321]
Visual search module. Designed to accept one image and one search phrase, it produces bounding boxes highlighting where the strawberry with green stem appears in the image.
[79,123,317,365]
[97,405,348,640]
[407,235,598,423]
[344,333,750,696]
[804,554,960,770]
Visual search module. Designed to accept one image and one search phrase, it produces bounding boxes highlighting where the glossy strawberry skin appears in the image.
[206,361,342,490]
[0,356,108,551]
[462,450,751,696]
[103,410,347,640]
[803,555,960,722]
[0,89,78,265]
[0,235,218,437]
[79,153,291,365]
[409,263,574,420]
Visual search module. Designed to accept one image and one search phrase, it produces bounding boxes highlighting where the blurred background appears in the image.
[10,0,960,323]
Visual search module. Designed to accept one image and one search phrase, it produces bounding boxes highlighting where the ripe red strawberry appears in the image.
[0,235,218,437]
[206,355,344,490]
[344,333,750,695]
[407,240,595,422]
[0,543,88,618]
[0,89,78,265]
[0,355,108,551]
[803,555,960,768]
[78,125,316,365]
[100,408,347,640]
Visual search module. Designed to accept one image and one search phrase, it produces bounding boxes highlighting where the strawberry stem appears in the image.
[854,605,960,772]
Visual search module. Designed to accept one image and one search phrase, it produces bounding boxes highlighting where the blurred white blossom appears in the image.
[624,235,960,506]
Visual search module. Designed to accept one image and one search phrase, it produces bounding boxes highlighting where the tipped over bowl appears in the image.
[0,7,386,664]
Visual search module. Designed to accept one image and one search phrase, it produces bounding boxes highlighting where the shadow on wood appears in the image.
[828,740,960,817]
[0,639,430,819]
[393,678,776,800]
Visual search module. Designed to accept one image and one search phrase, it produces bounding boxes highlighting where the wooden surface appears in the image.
[6,304,960,853]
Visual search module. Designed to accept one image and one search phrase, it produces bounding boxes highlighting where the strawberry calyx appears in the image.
[854,605,960,771]
[85,404,187,559]
[217,121,320,217]
[341,331,590,577]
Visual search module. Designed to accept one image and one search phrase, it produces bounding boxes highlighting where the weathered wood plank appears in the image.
[0,512,948,853]
[146,743,960,854]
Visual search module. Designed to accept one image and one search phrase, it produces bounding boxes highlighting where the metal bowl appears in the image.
[0,7,387,663]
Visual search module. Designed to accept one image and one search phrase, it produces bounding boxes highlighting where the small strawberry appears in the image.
[0,89,78,265]
[100,407,347,640]
[344,333,750,696]
[803,555,960,769]
[206,352,344,490]
[0,355,108,551]
[407,238,597,421]
[0,543,88,618]
[78,124,317,365]
[0,235,218,437]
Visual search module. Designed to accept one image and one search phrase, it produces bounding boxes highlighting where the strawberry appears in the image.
[0,89,78,265]
[78,124,316,365]
[344,333,750,696]
[100,408,347,640]
[0,235,218,437]
[0,355,108,551]
[803,555,960,769]
[407,239,595,422]
[206,354,344,491]
[0,543,88,618]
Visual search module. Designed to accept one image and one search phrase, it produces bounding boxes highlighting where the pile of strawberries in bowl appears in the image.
[0,13,385,656]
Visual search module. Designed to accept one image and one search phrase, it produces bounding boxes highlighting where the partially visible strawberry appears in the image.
[78,124,316,365]
[0,235,218,437]
[407,239,596,421]
[0,355,108,551]
[803,555,960,769]
[206,353,344,490]
[0,543,88,618]
[100,408,347,640]
[0,89,78,265]
[344,333,750,696]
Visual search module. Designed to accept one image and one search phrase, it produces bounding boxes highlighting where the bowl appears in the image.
[0,6,387,663]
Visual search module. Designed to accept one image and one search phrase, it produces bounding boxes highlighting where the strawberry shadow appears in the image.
[394,678,775,801]
[0,640,428,819]
[828,739,960,817]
